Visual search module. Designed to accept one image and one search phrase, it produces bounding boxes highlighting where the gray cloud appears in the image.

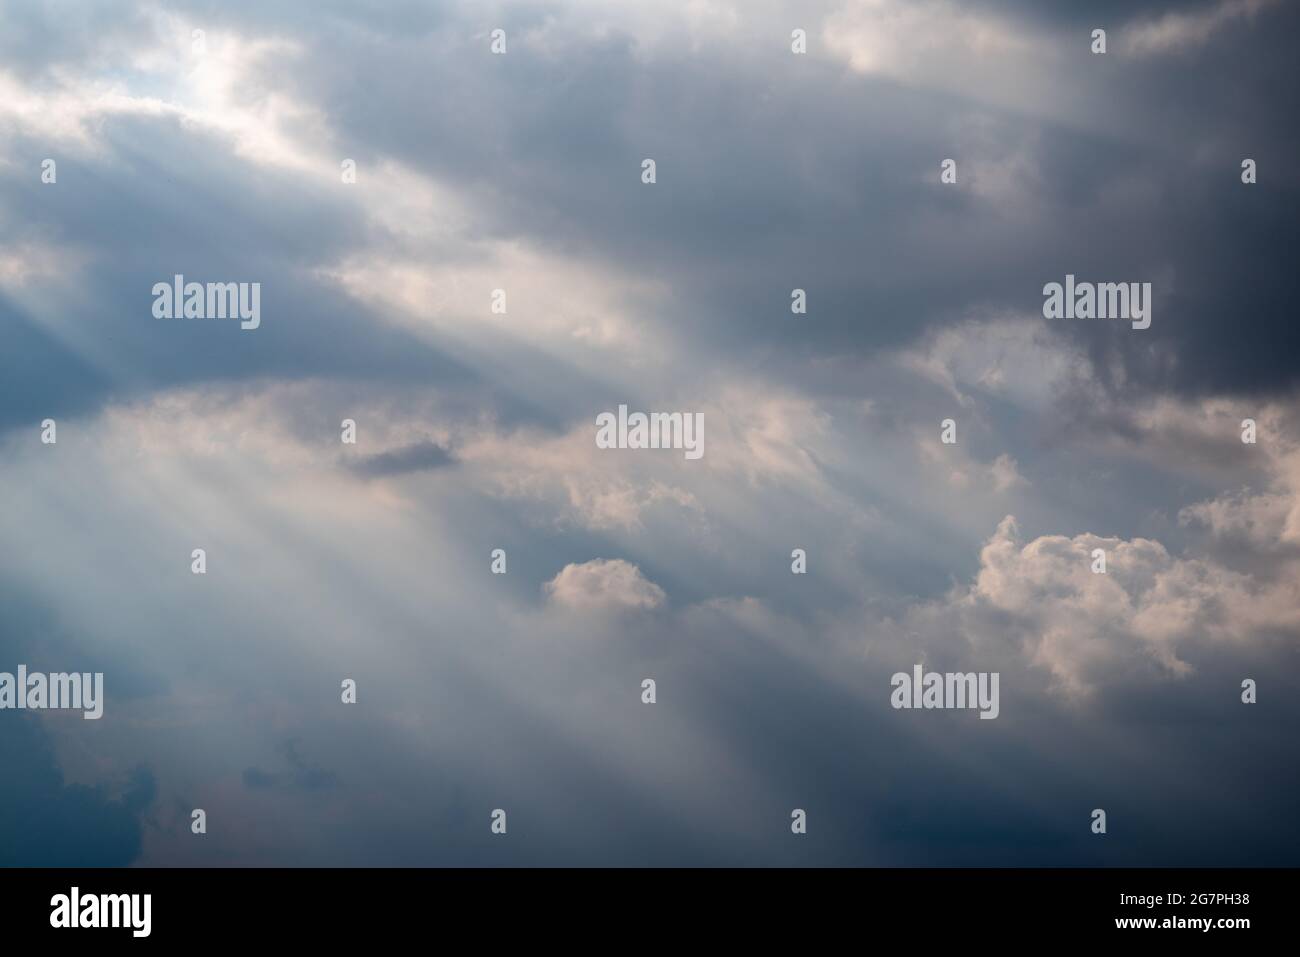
[1,0,1297,867]
[347,440,456,478]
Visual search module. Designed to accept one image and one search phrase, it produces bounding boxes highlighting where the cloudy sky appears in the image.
[2,0,1297,866]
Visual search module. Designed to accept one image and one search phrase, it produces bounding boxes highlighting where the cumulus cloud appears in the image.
[971,517,1233,693]
[543,559,667,611]
[915,506,1299,700]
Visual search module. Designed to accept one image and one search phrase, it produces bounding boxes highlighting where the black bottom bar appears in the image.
[2,868,1285,943]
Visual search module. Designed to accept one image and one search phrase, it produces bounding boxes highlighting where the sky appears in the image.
[1,0,1298,866]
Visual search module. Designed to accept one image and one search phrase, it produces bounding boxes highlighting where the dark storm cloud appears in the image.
[0,589,156,866]
[0,113,481,433]
[243,740,339,792]
[170,0,1292,399]
[4,0,1293,435]
[0,305,113,432]
[0,719,155,866]
[347,439,456,477]
[978,0,1233,26]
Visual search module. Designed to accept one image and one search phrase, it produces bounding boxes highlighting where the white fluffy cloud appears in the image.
[543,558,667,611]
[969,516,1242,694]
[917,498,1299,699]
